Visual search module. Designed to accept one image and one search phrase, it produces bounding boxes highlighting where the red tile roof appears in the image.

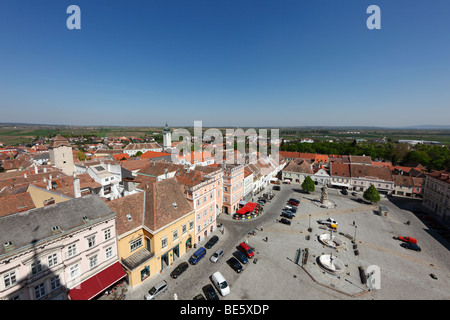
[428,170,450,185]
[143,178,194,231]
[0,192,36,217]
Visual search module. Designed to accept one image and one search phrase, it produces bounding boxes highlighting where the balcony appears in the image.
[121,248,154,271]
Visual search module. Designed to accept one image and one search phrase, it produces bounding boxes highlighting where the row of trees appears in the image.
[281,140,450,171]
[301,176,381,203]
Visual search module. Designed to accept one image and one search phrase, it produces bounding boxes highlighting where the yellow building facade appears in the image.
[117,212,195,289]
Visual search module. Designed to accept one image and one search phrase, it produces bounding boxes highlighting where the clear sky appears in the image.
[0,0,449,127]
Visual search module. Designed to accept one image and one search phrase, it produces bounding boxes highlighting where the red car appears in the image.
[393,236,417,244]
[239,242,255,258]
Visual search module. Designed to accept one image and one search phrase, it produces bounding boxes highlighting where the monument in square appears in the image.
[315,184,336,209]
[320,185,330,206]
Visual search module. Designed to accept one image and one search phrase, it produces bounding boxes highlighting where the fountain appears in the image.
[318,230,344,249]
[317,253,345,275]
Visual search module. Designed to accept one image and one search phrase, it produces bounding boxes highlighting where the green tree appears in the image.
[363,185,381,203]
[301,176,315,193]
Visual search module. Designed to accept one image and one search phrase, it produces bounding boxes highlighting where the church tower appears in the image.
[163,122,172,151]
[48,134,74,176]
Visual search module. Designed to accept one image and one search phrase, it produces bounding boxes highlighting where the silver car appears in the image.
[210,248,224,263]
[144,280,168,300]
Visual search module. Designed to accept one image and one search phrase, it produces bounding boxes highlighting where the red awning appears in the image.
[236,202,260,215]
[69,261,127,300]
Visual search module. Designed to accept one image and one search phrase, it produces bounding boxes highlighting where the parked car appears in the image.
[393,236,417,244]
[205,235,219,249]
[401,242,421,252]
[288,200,300,206]
[144,280,168,300]
[351,192,357,196]
[210,248,224,263]
[282,209,296,216]
[281,212,294,219]
[193,294,206,300]
[273,185,281,191]
[239,242,255,258]
[317,218,338,226]
[233,250,248,264]
[189,247,207,265]
[227,257,243,273]
[211,271,230,296]
[280,218,291,225]
[170,262,188,279]
[203,284,219,300]
[341,189,348,195]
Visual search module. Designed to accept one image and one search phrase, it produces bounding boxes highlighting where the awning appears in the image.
[236,202,260,215]
[69,261,127,300]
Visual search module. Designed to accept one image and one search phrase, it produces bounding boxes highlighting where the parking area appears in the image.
[124,184,450,300]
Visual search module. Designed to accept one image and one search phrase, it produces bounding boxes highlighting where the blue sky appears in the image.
[0,0,449,127]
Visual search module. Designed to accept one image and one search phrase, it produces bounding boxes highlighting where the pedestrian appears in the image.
[265,236,268,242]
[261,225,263,231]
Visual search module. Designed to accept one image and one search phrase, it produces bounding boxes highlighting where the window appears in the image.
[197,199,200,206]
[89,255,98,269]
[104,229,111,241]
[3,271,17,288]
[31,260,43,275]
[87,236,96,248]
[161,237,168,249]
[106,247,113,260]
[130,238,142,252]
[67,243,77,258]
[204,210,207,217]
[198,225,201,233]
[173,229,179,241]
[34,283,46,299]
[203,196,207,203]
[70,264,79,279]
[50,275,61,291]
[189,221,194,230]
[48,253,58,268]
[182,224,187,235]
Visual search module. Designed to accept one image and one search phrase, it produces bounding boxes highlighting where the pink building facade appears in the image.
[222,164,245,215]
[0,196,122,300]
[176,166,224,244]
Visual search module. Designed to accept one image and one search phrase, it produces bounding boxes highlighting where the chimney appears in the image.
[35,166,38,174]
[44,168,47,173]
[74,178,81,198]
[47,179,52,190]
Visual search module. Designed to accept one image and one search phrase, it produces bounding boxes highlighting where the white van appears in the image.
[211,271,230,296]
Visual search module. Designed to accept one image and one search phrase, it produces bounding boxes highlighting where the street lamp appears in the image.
[354,225,357,240]
[308,214,312,232]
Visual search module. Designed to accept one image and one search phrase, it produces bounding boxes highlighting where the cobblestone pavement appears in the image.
[120,184,450,300]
